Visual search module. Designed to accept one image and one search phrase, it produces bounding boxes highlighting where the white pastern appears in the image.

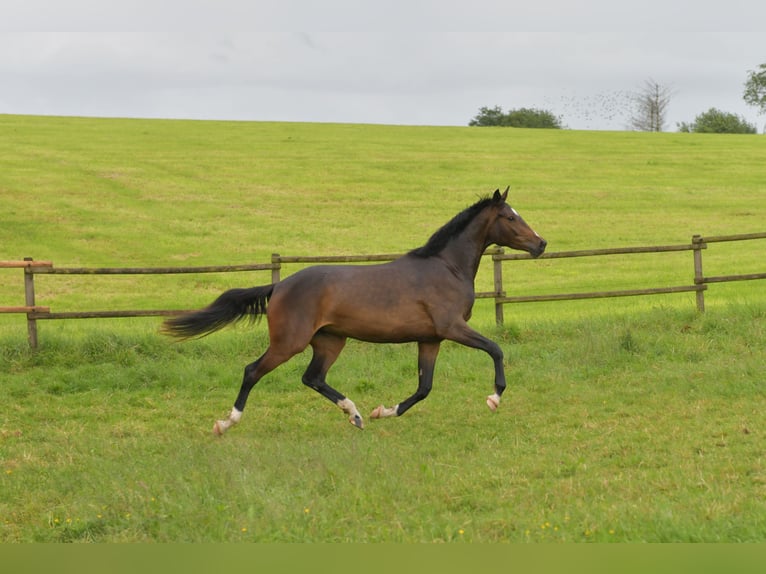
[370,404,399,419]
[337,398,357,416]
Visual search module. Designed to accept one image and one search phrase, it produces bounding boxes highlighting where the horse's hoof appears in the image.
[486,394,500,412]
[213,420,225,436]
[349,414,364,430]
[371,404,398,418]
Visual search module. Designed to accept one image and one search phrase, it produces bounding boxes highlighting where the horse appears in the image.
[162,188,546,435]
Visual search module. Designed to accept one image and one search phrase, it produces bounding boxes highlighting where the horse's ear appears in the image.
[492,187,509,203]
[502,186,509,201]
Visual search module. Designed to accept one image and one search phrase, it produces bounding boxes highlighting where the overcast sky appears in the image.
[3,1,765,131]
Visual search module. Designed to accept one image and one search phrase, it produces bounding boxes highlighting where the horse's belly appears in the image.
[322,302,440,343]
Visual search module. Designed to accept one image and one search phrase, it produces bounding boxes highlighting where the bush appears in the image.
[678,108,757,134]
[469,106,562,129]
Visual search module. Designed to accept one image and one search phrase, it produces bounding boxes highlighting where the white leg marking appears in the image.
[213,407,243,436]
[337,398,356,415]
[486,393,501,412]
[338,398,364,429]
[370,404,399,419]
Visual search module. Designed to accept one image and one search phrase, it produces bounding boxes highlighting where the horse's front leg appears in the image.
[444,322,506,412]
[371,341,441,419]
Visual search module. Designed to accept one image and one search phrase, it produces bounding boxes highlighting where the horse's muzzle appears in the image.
[531,238,547,258]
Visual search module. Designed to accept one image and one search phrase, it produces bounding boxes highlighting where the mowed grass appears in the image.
[0,115,765,542]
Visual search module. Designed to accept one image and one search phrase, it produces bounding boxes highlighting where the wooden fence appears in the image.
[2,232,764,349]
[491,231,765,316]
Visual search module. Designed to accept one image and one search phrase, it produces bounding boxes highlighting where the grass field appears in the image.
[1,115,765,542]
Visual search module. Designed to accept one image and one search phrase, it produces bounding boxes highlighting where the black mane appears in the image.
[409,196,493,258]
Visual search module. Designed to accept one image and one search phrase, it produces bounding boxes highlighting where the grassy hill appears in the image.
[1,115,764,323]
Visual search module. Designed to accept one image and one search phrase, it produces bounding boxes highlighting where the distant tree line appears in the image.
[470,63,766,133]
[469,106,562,129]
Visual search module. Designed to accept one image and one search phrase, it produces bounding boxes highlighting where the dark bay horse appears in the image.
[162,188,546,434]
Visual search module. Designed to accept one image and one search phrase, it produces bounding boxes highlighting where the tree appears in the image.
[469,106,506,126]
[743,63,766,115]
[677,108,757,134]
[504,108,562,129]
[629,79,672,132]
[469,106,562,129]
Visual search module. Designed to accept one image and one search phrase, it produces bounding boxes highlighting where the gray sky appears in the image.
[3,1,765,131]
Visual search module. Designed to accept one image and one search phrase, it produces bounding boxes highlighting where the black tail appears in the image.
[162,285,274,340]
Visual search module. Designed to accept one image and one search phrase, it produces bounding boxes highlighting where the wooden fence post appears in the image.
[692,235,705,312]
[493,248,505,326]
[271,253,281,284]
[23,257,39,349]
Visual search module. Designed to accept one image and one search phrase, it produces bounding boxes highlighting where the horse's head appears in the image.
[488,187,547,258]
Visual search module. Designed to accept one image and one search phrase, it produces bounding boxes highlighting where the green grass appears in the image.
[0,115,765,542]
[2,306,765,542]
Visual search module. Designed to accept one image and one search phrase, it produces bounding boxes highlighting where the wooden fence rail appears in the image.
[2,232,764,348]
[489,241,709,325]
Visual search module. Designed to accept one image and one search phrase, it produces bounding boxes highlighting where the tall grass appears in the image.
[0,115,764,542]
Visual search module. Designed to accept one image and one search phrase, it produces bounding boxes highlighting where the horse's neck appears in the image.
[439,218,491,281]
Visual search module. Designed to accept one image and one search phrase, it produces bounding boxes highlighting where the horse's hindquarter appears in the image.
[273,261,473,343]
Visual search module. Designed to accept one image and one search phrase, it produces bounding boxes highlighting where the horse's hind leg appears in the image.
[302,332,363,429]
[213,347,292,436]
